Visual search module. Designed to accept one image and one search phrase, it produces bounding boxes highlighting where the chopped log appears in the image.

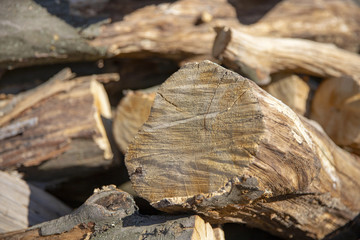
[125,61,360,240]
[113,90,156,153]
[311,77,360,155]
[263,73,310,115]
[0,69,113,183]
[0,0,101,70]
[0,171,71,233]
[213,27,360,85]
[90,0,239,61]
[240,0,360,52]
[0,185,218,240]
[3,0,359,70]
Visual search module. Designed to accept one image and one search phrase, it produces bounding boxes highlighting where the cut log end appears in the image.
[125,60,360,239]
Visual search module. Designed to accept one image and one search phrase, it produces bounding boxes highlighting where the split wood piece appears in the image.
[0,0,101,70]
[213,27,360,85]
[263,73,310,115]
[113,90,156,153]
[311,77,360,155]
[125,61,360,240]
[0,171,71,233]
[240,0,360,52]
[0,185,218,240]
[90,0,239,61]
[0,69,113,181]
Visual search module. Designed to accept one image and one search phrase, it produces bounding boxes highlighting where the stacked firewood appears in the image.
[0,0,359,239]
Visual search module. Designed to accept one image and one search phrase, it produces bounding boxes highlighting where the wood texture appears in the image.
[213,27,360,85]
[90,0,239,61]
[0,70,113,181]
[125,61,360,240]
[311,77,360,155]
[0,186,217,240]
[0,171,71,233]
[0,0,100,70]
[240,0,360,52]
[263,73,310,115]
[113,90,156,153]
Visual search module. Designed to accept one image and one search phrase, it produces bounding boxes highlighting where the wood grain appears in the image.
[213,27,360,85]
[125,60,360,239]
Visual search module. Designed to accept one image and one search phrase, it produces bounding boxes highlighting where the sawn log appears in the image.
[125,61,360,240]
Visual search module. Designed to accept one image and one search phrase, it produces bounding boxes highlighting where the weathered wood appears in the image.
[324,213,360,240]
[0,186,218,240]
[213,27,360,85]
[0,70,113,183]
[263,73,310,115]
[3,0,359,70]
[240,0,360,52]
[90,0,239,61]
[0,171,71,233]
[125,61,360,240]
[311,77,360,155]
[0,0,101,70]
[113,90,156,153]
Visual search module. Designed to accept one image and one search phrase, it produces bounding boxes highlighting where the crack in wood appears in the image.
[158,92,179,109]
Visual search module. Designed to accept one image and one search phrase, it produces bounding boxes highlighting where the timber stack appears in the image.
[0,0,359,239]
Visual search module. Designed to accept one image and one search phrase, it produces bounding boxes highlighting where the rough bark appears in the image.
[263,73,310,115]
[125,61,360,240]
[311,77,360,155]
[113,90,156,153]
[0,171,71,233]
[0,69,113,183]
[213,27,360,85]
[0,186,218,240]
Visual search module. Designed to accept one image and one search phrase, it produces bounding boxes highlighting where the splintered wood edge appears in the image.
[212,27,231,59]
[90,79,113,159]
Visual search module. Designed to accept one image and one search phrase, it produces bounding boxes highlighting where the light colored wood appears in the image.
[125,61,360,240]
[113,90,156,153]
[263,73,310,115]
[240,0,360,52]
[311,77,360,154]
[0,171,71,233]
[213,27,360,85]
[90,0,239,61]
[0,70,113,181]
[0,186,216,240]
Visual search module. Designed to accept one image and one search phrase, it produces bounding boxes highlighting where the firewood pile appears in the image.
[0,0,360,239]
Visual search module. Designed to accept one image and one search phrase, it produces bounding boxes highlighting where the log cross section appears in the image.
[126,61,360,240]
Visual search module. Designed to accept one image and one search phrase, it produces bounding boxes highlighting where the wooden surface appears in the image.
[0,186,218,240]
[113,90,156,153]
[263,73,310,115]
[0,171,71,233]
[90,0,238,61]
[0,69,113,182]
[311,77,360,155]
[2,0,359,70]
[125,61,360,239]
[213,27,360,85]
[240,0,360,52]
